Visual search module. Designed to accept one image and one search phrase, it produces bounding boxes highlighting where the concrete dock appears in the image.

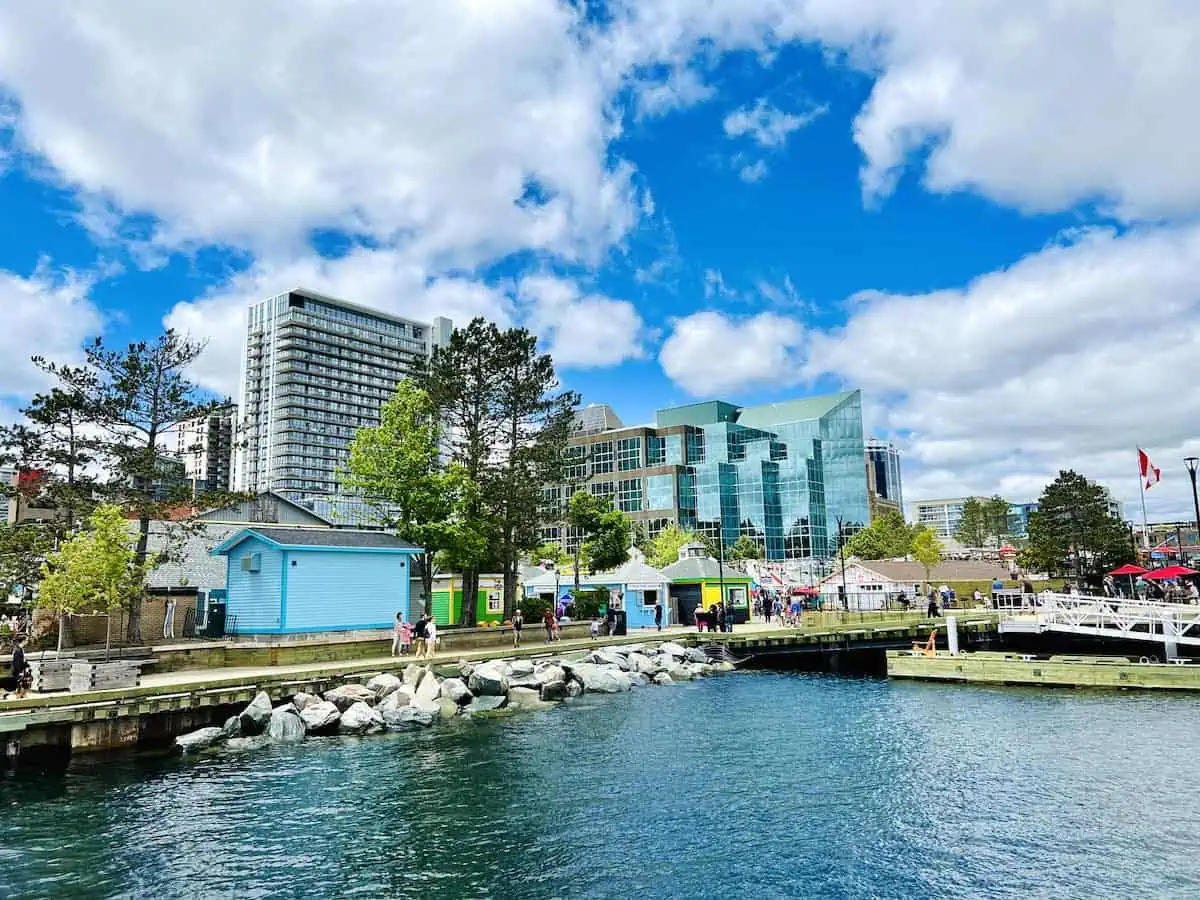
[887,649,1200,691]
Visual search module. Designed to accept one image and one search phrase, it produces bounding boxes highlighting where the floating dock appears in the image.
[887,649,1200,692]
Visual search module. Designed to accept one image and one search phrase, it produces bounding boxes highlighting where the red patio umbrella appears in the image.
[1143,565,1198,581]
[1109,564,1148,576]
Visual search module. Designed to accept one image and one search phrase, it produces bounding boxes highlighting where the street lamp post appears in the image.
[836,517,848,611]
[1185,458,1200,567]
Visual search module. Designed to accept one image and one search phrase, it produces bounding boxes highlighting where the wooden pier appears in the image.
[887,649,1200,692]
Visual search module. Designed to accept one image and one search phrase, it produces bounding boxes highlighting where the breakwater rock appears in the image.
[174,642,735,754]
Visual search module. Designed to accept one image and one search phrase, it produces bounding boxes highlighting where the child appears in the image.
[400,618,413,655]
[590,617,600,641]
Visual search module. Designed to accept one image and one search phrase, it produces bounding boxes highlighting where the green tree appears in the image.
[0,522,55,607]
[646,523,704,569]
[983,495,1012,545]
[1018,470,1133,578]
[729,535,765,561]
[911,526,944,586]
[532,541,571,569]
[40,504,146,657]
[342,380,484,617]
[488,327,578,620]
[566,490,630,590]
[954,498,988,547]
[845,510,915,559]
[37,331,228,642]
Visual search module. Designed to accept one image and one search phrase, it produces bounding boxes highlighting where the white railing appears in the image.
[1011,592,1200,646]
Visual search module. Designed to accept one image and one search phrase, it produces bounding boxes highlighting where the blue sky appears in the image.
[1,1,1199,520]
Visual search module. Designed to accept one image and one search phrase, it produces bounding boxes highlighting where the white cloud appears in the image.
[737,159,769,183]
[724,98,825,148]
[0,263,102,399]
[518,275,647,369]
[659,310,805,396]
[807,224,1200,517]
[0,1,639,263]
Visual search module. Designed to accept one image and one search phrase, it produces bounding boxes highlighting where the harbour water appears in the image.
[3,672,1199,899]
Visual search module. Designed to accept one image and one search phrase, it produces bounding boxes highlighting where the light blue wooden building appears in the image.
[212,527,421,635]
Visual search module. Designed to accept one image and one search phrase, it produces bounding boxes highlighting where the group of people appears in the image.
[751,593,806,627]
[694,602,735,633]
[391,612,438,659]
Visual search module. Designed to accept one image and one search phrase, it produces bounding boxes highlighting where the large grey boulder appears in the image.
[440,677,472,705]
[175,726,226,753]
[659,642,688,659]
[570,663,632,694]
[652,672,673,686]
[222,715,242,739]
[466,695,507,716]
[367,673,404,700]
[468,662,509,697]
[590,649,630,670]
[508,673,542,690]
[410,694,442,715]
[437,698,459,720]
[507,686,549,708]
[224,734,271,752]
[378,690,410,714]
[238,691,273,736]
[566,679,583,698]
[689,663,714,677]
[324,684,377,712]
[267,704,307,743]
[339,701,384,734]
[402,664,426,688]
[539,680,568,702]
[534,664,566,685]
[299,700,341,735]
[667,665,694,682]
[414,671,442,705]
[712,661,736,673]
[291,691,317,712]
[627,653,658,675]
[685,648,709,664]
[457,660,476,679]
[628,671,650,687]
[383,706,434,729]
[509,659,535,677]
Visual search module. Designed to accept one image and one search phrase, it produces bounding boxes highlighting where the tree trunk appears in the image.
[128,516,149,643]
[573,546,581,594]
[105,613,111,662]
[418,553,434,617]
[460,568,479,627]
[502,562,518,621]
[57,613,65,657]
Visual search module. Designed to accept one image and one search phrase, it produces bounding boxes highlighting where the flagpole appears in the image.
[1138,449,1150,552]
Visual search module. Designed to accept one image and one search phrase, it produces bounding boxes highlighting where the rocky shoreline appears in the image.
[174,641,734,753]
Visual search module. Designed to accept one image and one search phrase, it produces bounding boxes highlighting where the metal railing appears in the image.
[1007,592,1200,646]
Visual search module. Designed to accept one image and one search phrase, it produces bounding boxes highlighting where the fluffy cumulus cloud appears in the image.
[518,275,647,369]
[0,1,637,263]
[806,225,1200,517]
[0,264,102,400]
[659,310,805,396]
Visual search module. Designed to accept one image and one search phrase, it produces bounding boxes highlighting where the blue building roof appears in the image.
[213,527,421,556]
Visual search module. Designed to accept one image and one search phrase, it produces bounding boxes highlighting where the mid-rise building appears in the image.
[542,390,869,560]
[0,467,13,524]
[913,497,980,541]
[237,288,452,496]
[178,405,236,495]
[864,439,903,520]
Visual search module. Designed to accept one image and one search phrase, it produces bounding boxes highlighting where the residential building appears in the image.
[213,526,422,635]
[237,287,452,496]
[818,559,1020,610]
[864,439,903,520]
[178,405,236,494]
[912,497,981,541]
[542,390,869,561]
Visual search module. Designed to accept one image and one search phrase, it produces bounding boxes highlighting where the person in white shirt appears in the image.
[423,618,438,659]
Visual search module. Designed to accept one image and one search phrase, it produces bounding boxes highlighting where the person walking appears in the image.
[512,609,524,648]
[412,614,428,659]
[6,634,31,699]
[423,617,438,659]
[543,608,555,643]
[654,600,663,632]
[391,612,406,657]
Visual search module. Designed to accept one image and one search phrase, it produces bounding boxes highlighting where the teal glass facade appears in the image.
[550,390,869,560]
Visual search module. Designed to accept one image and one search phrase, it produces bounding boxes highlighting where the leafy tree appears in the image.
[911,526,944,586]
[983,495,1012,545]
[40,504,146,657]
[1018,470,1133,578]
[846,510,915,559]
[954,498,989,547]
[342,380,484,617]
[0,523,55,606]
[729,535,764,561]
[566,490,630,589]
[532,541,572,569]
[646,523,705,569]
[488,327,578,620]
[37,331,228,642]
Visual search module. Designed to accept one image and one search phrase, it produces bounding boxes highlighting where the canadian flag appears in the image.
[1139,448,1161,489]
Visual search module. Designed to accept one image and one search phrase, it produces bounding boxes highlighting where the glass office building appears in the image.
[237,288,452,495]
[546,390,869,560]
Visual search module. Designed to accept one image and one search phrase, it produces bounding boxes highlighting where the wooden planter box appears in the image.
[69,661,141,693]
[28,658,77,693]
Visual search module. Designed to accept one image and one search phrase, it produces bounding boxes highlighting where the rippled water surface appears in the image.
[3,673,1200,899]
